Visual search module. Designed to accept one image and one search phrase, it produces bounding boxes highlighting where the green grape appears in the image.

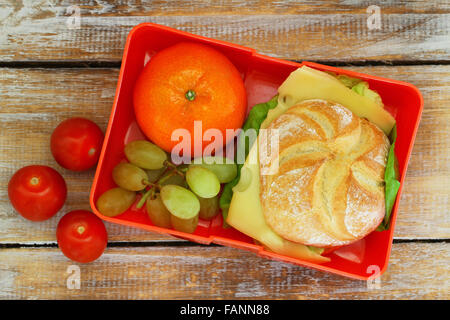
[112,162,148,191]
[160,185,200,219]
[198,195,219,220]
[160,173,187,188]
[146,193,172,228]
[96,187,136,217]
[186,166,220,198]
[160,185,200,233]
[171,214,199,234]
[192,156,237,183]
[146,167,167,183]
[124,140,167,170]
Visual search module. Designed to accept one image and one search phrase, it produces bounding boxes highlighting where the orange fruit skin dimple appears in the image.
[133,42,247,154]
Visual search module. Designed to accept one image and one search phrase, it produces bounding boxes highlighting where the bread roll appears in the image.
[259,99,390,247]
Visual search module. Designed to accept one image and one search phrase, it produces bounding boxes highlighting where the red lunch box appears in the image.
[90,23,423,280]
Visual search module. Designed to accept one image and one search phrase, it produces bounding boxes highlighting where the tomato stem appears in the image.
[185,89,196,101]
[88,148,96,156]
[30,176,40,186]
[77,225,85,235]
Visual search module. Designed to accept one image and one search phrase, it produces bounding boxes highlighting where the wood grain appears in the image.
[18,0,450,16]
[0,242,448,299]
[0,65,448,243]
[0,0,449,62]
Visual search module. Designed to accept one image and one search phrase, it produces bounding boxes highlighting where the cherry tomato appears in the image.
[56,210,108,263]
[8,165,67,221]
[51,117,104,171]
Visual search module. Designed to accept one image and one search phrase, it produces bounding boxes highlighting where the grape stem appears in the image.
[157,170,177,184]
[142,179,159,188]
[163,160,185,177]
[136,188,152,209]
[136,169,179,209]
[154,166,169,182]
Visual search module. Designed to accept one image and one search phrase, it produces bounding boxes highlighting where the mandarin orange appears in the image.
[133,42,247,155]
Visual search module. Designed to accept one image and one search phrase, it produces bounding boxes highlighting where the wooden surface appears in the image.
[1,0,449,62]
[0,243,448,299]
[0,0,449,300]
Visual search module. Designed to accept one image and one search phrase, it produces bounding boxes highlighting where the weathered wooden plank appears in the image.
[12,0,448,16]
[0,242,448,299]
[0,65,448,243]
[0,1,449,62]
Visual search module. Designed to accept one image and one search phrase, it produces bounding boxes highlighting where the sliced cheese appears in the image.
[227,142,330,263]
[262,66,395,134]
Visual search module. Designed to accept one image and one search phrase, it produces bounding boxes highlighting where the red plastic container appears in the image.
[90,23,423,280]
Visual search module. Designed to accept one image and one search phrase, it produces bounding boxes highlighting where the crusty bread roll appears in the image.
[259,99,390,247]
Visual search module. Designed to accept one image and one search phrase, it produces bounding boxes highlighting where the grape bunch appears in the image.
[96,140,237,233]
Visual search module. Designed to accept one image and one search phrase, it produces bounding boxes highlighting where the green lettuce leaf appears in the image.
[377,125,400,231]
[351,81,383,106]
[337,74,363,88]
[329,72,383,107]
[325,71,362,89]
[307,246,325,254]
[219,95,278,226]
